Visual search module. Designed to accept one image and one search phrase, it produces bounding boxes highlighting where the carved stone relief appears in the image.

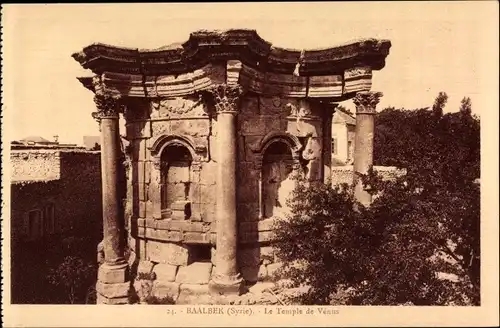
[151,95,208,118]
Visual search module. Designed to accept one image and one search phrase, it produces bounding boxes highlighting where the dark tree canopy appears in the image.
[273,93,480,306]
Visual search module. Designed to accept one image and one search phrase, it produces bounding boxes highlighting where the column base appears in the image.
[208,273,244,296]
[96,262,131,305]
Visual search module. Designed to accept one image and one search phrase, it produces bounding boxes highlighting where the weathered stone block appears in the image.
[201,203,216,223]
[138,183,146,202]
[266,262,283,279]
[184,232,210,244]
[153,263,178,282]
[175,262,213,284]
[211,247,216,266]
[258,231,275,243]
[137,260,155,275]
[240,96,259,116]
[189,184,201,203]
[167,164,190,183]
[209,135,218,162]
[138,238,147,259]
[200,185,216,204]
[260,246,275,262]
[144,200,154,218]
[144,161,151,184]
[139,201,146,218]
[241,265,268,282]
[177,284,211,305]
[243,139,267,163]
[147,241,192,266]
[96,281,130,299]
[98,263,129,284]
[258,218,276,231]
[200,162,217,185]
[170,119,210,137]
[152,281,180,301]
[151,121,171,138]
[97,293,130,305]
[240,116,281,136]
[166,183,187,204]
[133,279,153,301]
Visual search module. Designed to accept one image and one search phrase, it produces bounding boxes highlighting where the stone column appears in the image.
[92,77,130,304]
[207,84,244,295]
[352,91,382,207]
[321,103,337,184]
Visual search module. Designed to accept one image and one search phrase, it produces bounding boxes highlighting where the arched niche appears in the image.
[149,134,199,160]
[160,144,194,220]
[254,132,304,219]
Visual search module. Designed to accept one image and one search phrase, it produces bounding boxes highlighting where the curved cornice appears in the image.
[72,29,391,76]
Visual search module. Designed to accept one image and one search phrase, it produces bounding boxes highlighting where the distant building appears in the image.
[332,109,356,165]
[12,135,81,150]
[10,147,102,242]
[83,136,101,150]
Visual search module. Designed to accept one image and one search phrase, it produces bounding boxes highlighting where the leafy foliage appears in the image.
[273,93,480,305]
[11,221,101,304]
[47,255,97,304]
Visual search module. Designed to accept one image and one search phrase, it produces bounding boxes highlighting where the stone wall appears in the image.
[237,96,326,237]
[125,94,331,288]
[331,165,406,186]
[10,150,102,242]
[11,150,61,182]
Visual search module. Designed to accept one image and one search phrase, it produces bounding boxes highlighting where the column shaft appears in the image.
[100,117,125,264]
[215,112,239,277]
[92,81,130,304]
[353,114,375,206]
[352,91,382,207]
[207,84,243,295]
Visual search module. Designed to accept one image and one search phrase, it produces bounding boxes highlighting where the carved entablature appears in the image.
[204,84,244,114]
[353,91,383,114]
[344,66,373,95]
[151,95,208,119]
[73,30,391,102]
[345,66,372,79]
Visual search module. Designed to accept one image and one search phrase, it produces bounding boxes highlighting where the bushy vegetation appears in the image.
[273,93,480,305]
[11,222,101,304]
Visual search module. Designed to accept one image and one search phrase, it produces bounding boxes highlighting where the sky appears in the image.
[2,2,498,145]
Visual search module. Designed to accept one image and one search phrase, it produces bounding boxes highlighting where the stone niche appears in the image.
[124,93,331,285]
[126,96,214,272]
[235,95,329,283]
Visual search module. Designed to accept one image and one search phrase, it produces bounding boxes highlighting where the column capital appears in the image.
[205,84,244,114]
[353,91,383,114]
[91,75,125,122]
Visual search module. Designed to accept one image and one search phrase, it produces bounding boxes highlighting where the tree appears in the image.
[459,97,472,118]
[272,97,480,305]
[47,255,97,304]
[91,142,101,151]
[432,92,448,119]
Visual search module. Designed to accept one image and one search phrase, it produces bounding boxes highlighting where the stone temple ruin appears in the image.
[72,29,391,304]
